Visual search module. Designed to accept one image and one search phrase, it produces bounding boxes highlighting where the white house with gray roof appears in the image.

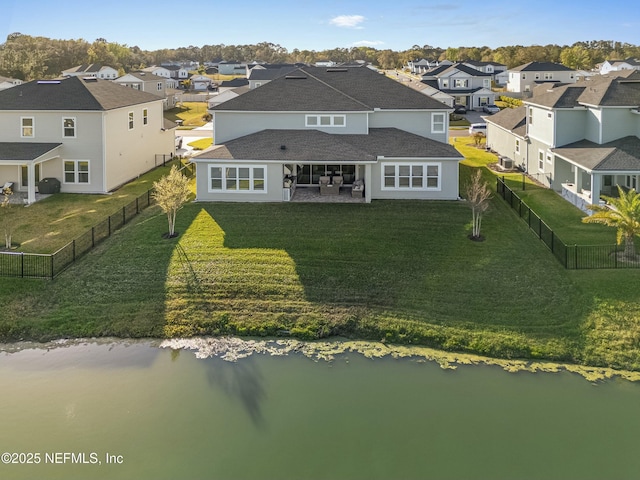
[192,65,462,203]
[507,62,576,94]
[486,70,640,213]
[421,63,495,110]
[0,77,175,203]
[62,64,119,80]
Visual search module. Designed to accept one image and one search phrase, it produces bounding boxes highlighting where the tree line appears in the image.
[1,33,639,81]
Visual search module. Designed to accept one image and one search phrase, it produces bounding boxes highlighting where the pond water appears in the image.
[1,338,639,480]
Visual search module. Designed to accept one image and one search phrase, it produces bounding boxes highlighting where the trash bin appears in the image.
[38,178,61,194]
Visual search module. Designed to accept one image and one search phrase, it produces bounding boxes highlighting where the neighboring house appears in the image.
[113,71,176,110]
[187,74,214,91]
[597,58,640,75]
[192,65,462,203]
[485,70,640,213]
[421,63,495,109]
[217,78,250,93]
[0,76,23,91]
[408,59,440,74]
[462,60,507,85]
[0,77,175,203]
[247,64,299,89]
[218,61,246,76]
[165,65,190,80]
[207,86,250,109]
[62,64,119,80]
[506,62,576,93]
[413,82,454,107]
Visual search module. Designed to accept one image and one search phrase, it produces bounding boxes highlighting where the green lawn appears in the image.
[1,137,639,372]
[164,102,209,128]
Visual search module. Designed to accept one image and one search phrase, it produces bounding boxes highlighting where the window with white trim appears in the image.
[546,152,552,165]
[208,165,266,192]
[128,112,134,130]
[305,115,346,127]
[64,160,89,184]
[431,113,445,134]
[515,139,520,154]
[528,107,534,125]
[544,72,553,80]
[382,163,440,190]
[538,150,544,172]
[157,82,163,91]
[143,109,148,126]
[63,117,76,137]
[454,79,468,88]
[21,117,34,138]
[483,78,491,88]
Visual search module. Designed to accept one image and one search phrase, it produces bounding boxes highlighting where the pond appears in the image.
[1,338,639,480]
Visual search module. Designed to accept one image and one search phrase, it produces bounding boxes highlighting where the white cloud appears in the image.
[329,15,365,29]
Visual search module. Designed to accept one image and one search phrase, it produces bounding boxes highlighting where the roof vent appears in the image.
[285,75,307,80]
[83,77,98,82]
[280,145,286,150]
[326,68,348,72]
[37,80,60,84]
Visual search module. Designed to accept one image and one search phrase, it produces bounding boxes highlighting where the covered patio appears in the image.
[552,136,640,213]
[0,142,62,204]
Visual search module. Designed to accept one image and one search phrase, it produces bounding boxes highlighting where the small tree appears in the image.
[465,170,492,240]
[471,131,486,147]
[583,186,640,260]
[1,186,15,249]
[153,165,191,238]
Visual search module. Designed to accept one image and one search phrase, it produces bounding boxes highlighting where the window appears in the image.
[64,160,89,184]
[157,82,163,91]
[382,163,440,190]
[483,79,491,88]
[128,112,134,130]
[546,152,552,164]
[143,109,148,126]
[305,115,346,127]
[544,73,553,80]
[431,113,445,134]
[21,117,34,137]
[63,117,76,137]
[441,79,448,88]
[515,139,520,154]
[528,107,534,125]
[522,74,526,79]
[538,150,544,172]
[479,97,489,106]
[208,165,266,192]
[454,79,467,88]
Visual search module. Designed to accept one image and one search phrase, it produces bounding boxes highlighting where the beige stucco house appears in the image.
[0,76,175,203]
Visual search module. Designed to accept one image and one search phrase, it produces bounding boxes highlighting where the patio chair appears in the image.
[319,176,339,195]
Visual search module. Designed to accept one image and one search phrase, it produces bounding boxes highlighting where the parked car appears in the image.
[468,123,487,135]
[482,104,500,114]
[453,104,467,114]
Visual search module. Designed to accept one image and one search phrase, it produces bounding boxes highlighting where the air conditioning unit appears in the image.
[499,156,514,169]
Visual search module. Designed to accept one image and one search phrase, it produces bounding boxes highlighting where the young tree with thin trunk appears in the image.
[583,186,640,260]
[465,170,492,240]
[152,165,191,238]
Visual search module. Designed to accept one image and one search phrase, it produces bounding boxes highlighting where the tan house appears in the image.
[113,71,176,109]
[0,77,175,203]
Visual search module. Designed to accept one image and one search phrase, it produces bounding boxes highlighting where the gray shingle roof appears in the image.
[510,62,575,72]
[525,71,640,108]
[485,106,527,136]
[551,136,640,171]
[194,128,462,162]
[0,76,164,111]
[0,142,62,161]
[213,65,450,112]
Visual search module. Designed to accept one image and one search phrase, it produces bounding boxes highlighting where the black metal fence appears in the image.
[0,190,153,279]
[496,177,638,269]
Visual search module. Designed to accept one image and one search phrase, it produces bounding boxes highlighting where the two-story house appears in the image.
[247,64,300,89]
[462,60,508,85]
[0,77,175,203]
[139,66,179,89]
[113,71,177,109]
[485,70,640,212]
[421,63,495,110]
[506,62,576,94]
[62,64,119,80]
[191,65,462,203]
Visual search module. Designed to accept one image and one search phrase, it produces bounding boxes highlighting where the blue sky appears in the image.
[2,0,638,52]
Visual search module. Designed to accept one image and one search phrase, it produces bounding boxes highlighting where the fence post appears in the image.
[21,252,24,278]
[73,239,76,262]
[122,206,126,225]
[92,226,95,248]
[136,197,139,214]
[575,245,578,269]
[550,231,554,254]
[108,216,111,236]
[50,254,54,279]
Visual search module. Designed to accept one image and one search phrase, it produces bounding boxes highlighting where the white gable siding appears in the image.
[600,108,638,143]
[368,110,448,142]
[555,110,586,146]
